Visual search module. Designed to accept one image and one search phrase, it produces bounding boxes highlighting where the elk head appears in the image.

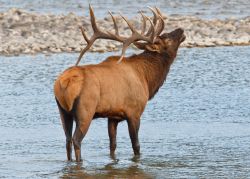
[134,28,186,59]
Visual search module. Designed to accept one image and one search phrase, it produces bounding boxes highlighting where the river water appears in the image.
[0,0,250,19]
[0,46,250,178]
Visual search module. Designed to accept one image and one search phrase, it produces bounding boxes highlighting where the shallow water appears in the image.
[0,0,250,19]
[0,46,250,178]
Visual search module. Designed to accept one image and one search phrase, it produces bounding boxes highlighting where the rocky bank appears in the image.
[0,8,250,56]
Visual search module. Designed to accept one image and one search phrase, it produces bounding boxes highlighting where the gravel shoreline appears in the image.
[0,8,250,56]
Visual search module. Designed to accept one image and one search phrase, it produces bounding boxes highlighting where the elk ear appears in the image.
[133,42,147,50]
[145,44,161,53]
[134,42,161,52]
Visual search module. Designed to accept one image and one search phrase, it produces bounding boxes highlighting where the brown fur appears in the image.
[54,28,185,161]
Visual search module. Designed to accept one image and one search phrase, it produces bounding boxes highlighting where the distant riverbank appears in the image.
[0,8,250,56]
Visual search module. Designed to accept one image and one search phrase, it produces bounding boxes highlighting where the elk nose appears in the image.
[175,28,184,34]
[169,28,184,37]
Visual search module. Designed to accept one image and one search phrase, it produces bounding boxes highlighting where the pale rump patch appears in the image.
[54,67,83,111]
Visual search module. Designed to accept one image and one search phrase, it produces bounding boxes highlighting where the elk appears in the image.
[54,5,185,162]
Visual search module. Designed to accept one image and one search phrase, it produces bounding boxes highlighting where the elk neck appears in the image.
[130,50,175,100]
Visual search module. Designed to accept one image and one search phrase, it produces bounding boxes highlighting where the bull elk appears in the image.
[54,5,185,162]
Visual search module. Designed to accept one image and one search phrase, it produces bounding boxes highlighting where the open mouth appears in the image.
[175,28,185,43]
[180,34,186,43]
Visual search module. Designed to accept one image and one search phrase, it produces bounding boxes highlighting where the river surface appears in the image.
[0,0,250,19]
[0,46,250,178]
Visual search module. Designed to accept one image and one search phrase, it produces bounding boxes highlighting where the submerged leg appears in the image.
[108,118,119,157]
[127,118,141,156]
[56,100,73,161]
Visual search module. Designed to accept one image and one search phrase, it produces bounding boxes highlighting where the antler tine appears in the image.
[147,6,158,25]
[108,11,119,36]
[79,26,89,43]
[140,11,147,35]
[119,13,137,33]
[154,7,165,36]
[142,14,155,42]
[89,4,99,33]
[116,47,126,63]
[145,6,159,36]
[155,7,164,18]
[76,42,94,66]
[155,14,165,36]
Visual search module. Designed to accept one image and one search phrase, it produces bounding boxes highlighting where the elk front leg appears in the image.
[108,118,119,157]
[127,118,141,156]
[56,100,73,161]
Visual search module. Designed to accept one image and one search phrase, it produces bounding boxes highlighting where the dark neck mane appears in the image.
[130,51,174,99]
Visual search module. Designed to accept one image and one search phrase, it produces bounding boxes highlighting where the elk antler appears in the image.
[75,5,122,66]
[147,7,165,37]
[75,5,165,66]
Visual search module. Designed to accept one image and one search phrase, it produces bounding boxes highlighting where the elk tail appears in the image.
[54,67,84,112]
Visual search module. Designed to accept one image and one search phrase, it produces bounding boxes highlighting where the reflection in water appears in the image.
[60,158,153,179]
[60,163,91,179]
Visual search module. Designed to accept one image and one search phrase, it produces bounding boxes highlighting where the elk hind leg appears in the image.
[56,100,73,161]
[73,107,94,162]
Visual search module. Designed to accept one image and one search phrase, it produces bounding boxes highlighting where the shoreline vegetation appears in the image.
[0,8,250,56]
